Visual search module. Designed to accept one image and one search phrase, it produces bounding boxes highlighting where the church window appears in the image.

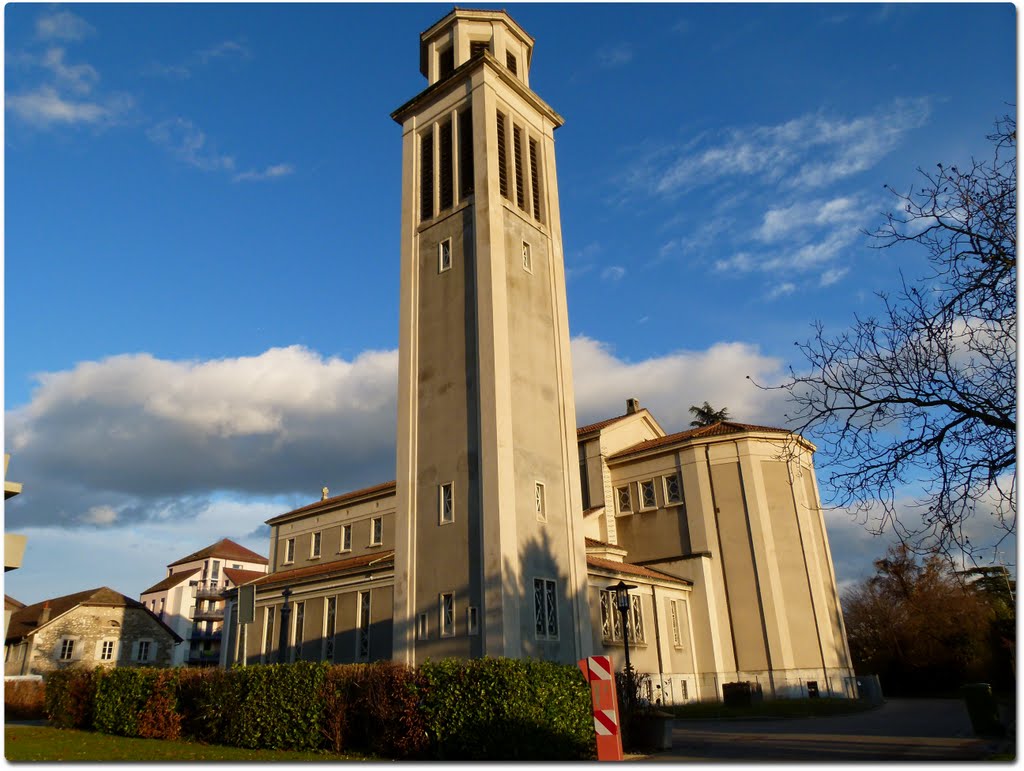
[262,606,275,663]
[496,112,509,199]
[284,538,295,564]
[440,592,455,637]
[341,524,352,552]
[324,596,336,662]
[616,485,632,514]
[467,606,479,635]
[311,531,322,558]
[439,46,454,79]
[579,444,591,510]
[420,129,434,221]
[458,107,474,197]
[439,239,452,273]
[529,137,542,221]
[439,482,454,524]
[506,51,518,75]
[522,241,532,272]
[357,591,371,659]
[513,125,526,210]
[439,118,454,210]
[599,591,642,643]
[631,597,645,643]
[639,480,657,510]
[370,517,383,546]
[535,481,546,521]
[292,601,305,662]
[669,599,683,647]
[534,578,558,639]
[664,474,683,505]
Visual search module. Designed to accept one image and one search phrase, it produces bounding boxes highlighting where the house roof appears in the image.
[265,480,397,525]
[576,413,633,436]
[586,556,692,586]
[223,567,266,587]
[6,587,184,644]
[608,421,795,461]
[167,538,268,568]
[140,567,201,596]
[249,551,396,590]
[5,594,25,611]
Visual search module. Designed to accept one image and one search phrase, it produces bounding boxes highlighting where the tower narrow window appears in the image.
[506,51,518,75]
[420,129,434,221]
[534,578,558,640]
[439,482,454,524]
[529,138,542,221]
[439,118,453,210]
[459,108,474,197]
[262,606,275,662]
[292,601,305,662]
[535,481,546,522]
[440,592,455,637]
[284,538,295,564]
[311,531,322,558]
[513,125,525,210]
[578,444,591,510]
[341,523,352,552]
[496,112,509,199]
[439,239,452,273]
[370,517,383,546]
[522,241,532,273]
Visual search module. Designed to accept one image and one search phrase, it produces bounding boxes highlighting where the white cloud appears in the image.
[6,85,126,127]
[81,505,118,526]
[41,47,99,94]
[234,163,295,183]
[649,98,930,196]
[36,11,94,41]
[756,195,866,242]
[598,45,633,68]
[147,118,236,172]
[600,266,627,281]
[819,267,850,287]
[766,282,796,301]
[147,39,251,80]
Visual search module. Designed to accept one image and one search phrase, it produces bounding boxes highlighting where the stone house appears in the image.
[5,587,182,677]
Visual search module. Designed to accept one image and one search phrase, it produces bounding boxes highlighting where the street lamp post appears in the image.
[609,580,637,708]
[276,587,292,664]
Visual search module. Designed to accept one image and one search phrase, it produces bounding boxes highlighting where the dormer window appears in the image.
[439,46,455,79]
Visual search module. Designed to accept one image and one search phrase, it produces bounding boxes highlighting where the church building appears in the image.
[222,9,855,702]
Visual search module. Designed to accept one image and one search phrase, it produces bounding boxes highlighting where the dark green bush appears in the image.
[218,662,327,750]
[44,668,99,729]
[93,668,157,737]
[419,657,594,760]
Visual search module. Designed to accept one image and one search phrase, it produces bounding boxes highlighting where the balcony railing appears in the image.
[188,628,223,641]
[190,606,225,621]
[193,580,227,599]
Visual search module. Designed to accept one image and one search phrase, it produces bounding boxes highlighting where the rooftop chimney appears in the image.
[38,601,51,626]
[626,398,640,415]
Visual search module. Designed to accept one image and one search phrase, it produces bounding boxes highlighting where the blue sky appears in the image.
[4,3,1016,605]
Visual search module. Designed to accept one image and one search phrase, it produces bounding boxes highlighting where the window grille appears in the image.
[420,129,434,221]
[440,482,454,523]
[529,138,542,220]
[496,112,509,199]
[324,597,337,662]
[439,239,452,272]
[357,591,371,660]
[439,119,453,210]
[534,579,558,639]
[670,600,681,646]
[441,593,455,637]
[640,480,657,509]
[616,485,632,513]
[665,474,683,504]
[513,125,525,210]
[470,40,489,58]
[506,51,518,74]
[459,108,474,197]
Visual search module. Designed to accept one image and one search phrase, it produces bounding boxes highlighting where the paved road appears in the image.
[644,699,1008,762]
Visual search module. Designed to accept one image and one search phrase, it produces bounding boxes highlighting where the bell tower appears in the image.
[391,9,592,664]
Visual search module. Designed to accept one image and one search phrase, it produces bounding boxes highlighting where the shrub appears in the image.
[219,662,327,750]
[334,662,428,758]
[44,668,98,729]
[419,657,593,760]
[93,668,157,737]
[5,679,46,720]
[137,670,182,741]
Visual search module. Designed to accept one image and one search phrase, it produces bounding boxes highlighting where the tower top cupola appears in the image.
[419,8,535,88]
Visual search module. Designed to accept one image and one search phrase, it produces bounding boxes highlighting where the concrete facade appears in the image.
[5,588,182,677]
[221,8,855,703]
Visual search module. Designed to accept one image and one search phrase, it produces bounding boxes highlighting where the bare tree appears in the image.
[772,115,1016,561]
[688,401,730,427]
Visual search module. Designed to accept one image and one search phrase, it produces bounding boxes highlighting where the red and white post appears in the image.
[578,655,624,760]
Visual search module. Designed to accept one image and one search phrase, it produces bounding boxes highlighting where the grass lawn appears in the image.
[5,724,374,762]
[664,697,875,721]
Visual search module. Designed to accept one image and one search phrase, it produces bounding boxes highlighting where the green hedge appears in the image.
[42,658,594,760]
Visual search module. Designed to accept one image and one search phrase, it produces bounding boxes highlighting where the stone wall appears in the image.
[18,605,177,676]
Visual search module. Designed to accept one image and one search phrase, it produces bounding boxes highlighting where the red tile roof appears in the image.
[250,551,396,589]
[5,595,25,611]
[266,481,397,525]
[167,538,268,568]
[577,413,632,436]
[585,537,616,549]
[608,421,793,461]
[140,567,201,596]
[586,556,692,585]
[6,587,183,644]
[223,567,266,587]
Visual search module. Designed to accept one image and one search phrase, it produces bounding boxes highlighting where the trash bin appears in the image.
[961,683,1004,737]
